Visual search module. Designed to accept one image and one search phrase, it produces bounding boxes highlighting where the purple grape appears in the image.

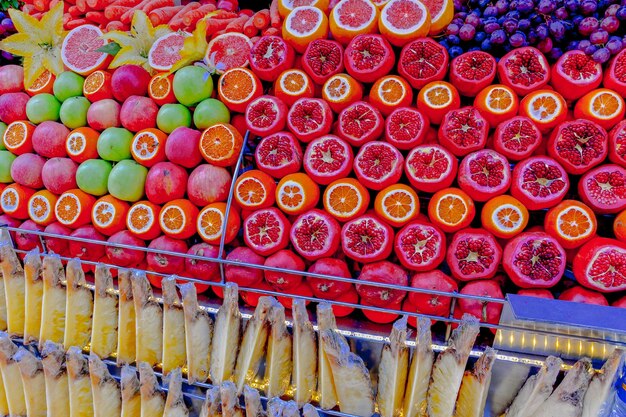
[465,14,481,27]
[1,19,14,32]
[565,0,579,12]
[579,17,599,35]
[581,0,598,14]
[446,23,460,35]
[549,48,564,60]
[592,47,611,63]
[578,39,592,50]
[510,32,526,47]
[516,0,534,12]
[590,29,610,44]
[601,16,620,32]
[0,26,5,36]
[618,6,626,20]
[484,6,499,17]
[459,24,477,41]
[484,22,501,34]
[549,21,566,38]
[518,18,531,30]
[490,29,507,45]
[455,11,468,20]
[555,7,569,19]
[606,3,621,16]
[536,24,549,39]
[447,34,461,45]
[449,46,464,58]
[527,30,538,43]
[475,31,487,42]
[503,18,518,34]
[495,0,509,14]
[537,0,556,14]
[607,38,623,53]
[537,37,553,53]
[0,12,5,20]
[568,40,580,50]
[585,44,598,54]
[573,15,585,26]
[1,52,13,61]
[452,17,464,26]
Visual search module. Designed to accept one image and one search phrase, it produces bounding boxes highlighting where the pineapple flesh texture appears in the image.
[138,361,166,417]
[210,282,241,385]
[67,346,94,417]
[121,365,142,417]
[582,348,624,417]
[233,296,273,394]
[244,385,263,417]
[41,341,71,417]
[282,401,300,417]
[64,259,94,350]
[23,250,43,345]
[0,265,6,332]
[504,356,563,417]
[221,381,245,417]
[291,299,317,407]
[454,347,497,417]
[162,277,186,375]
[426,316,480,417]
[132,272,163,366]
[377,316,409,417]
[403,317,434,417]
[15,347,46,417]
[534,358,594,417]
[267,397,286,417]
[91,265,119,359]
[89,353,122,417]
[117,270,137,366]
[0,245,25,337]
[0,367,8,417]
[0,334,26,416]
[199,385,220,417]
[316,303,343,410]
[163,368,189,417]
[303,403,320,417]
[181,283,212,384]
[40,255,67,348]
[264,303,292,398]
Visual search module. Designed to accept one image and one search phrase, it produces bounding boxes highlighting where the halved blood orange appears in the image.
[26,70,55,96]
[159,199,199,240]
[197,202,241,245]
[427,187,475,233]
[148,73,177,106]
[277,0,330,17]
[283,6,329,53]
[481,195,529,239]
[574,88,626,130]
[322,177,369,222]
[28,190,58,226]
[322,73,363,113]
[276,172,320,215]
[3,121,35,155]
[544,200,597,249]
[379,0,431,47]
[126,200,162,240]
[206,33,253,74]
[131,128,168,167]
[369,75,414,116]
[416,81,461,124]
[329,0,379,45]
[1,184,35,219]
[274,69,315,107]
[374,184,420,227]
[199,123,243,167]
[474,84,519,127]
[55,189,97,229]
[83,70,113,102]
[518,89,567,133]
[234,169,276,210]
[66,127,100,163]
[614,209,626,243]
[218,67,263,113]
[422,0,454,34]
[91,194,130,236]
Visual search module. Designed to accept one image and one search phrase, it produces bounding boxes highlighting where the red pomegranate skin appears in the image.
[356,261,408,307]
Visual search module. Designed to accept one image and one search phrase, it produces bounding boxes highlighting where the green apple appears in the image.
[76,159,112,196]
[60,96,90,129]
[108,159,147,202]
[0,123,6,150]
[157,104,192,133]
[0,151,15,183]
[53,71,85,102]
[26,93,61,123]
[97,127,133,161]
[173,66,213,107]
[193,98,230,129]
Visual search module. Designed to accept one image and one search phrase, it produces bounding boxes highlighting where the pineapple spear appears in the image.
[402,317,434,417]
[67,346,94,417]
[199,385,220,417]
[291,299,317,407]
[377,316,409,417]
[534,358,594,417]
[138,361,166,416]
[117,269,137,366]
[180,282,212,384]
[64,259,94,350]
[163,368,189,417]
[244,385,264,417]
[0,256,6,332]
[91,265,118,359]
[454,347,497,417]
[121,365,142,417]
[267,397,286,417]
[131,271,163,366]
[316,303,344,410]
[89,353,122,417]
[0,334,27,416]
[0,244,25,337]
[582,348,625,417]
[303,404,320,417]
[0,376,7,417]
[23,250,43,345]
[210,282,241,385]
[264,302,292,398]
[15,347,46,417]
[41,341,70,417]
[282,401,300,417]
[162,276,186,376]
[504,356,563,417]
[221,381,245,417]
[40,255,67,349]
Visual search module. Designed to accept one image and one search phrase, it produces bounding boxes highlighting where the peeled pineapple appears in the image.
[291,299,317,407]
[64,260,94,350]
[377,316,409,417]
[244,385,263,417]
[40,255,67,348]
[181,283,212,384]
[454,347,497,417]
[210,282,241,385]
[162,276,186,375]
[117,270,137,366]
[403,317,434,417]
[534,358,593,417]
[67,346,94,417]
[303,404,320,417]
[138,361,166,416]
[15,347,47,417]
[91,265,118,359]
[163,368,189,417]
[582,348,625,417]
[0,376,7,417]
[132,272,163,366]
[89,353,122,417]
[23,250,43,345]
[0,333,27,415]
[221,381,245,417]
[267,396,286,417]
[199,385,220,417]
[41,341,70,417]
[121,365,142,417]
[264,302,292,398]
[316,303,342,410]
[282,401,299,417]
[0,244,25,337]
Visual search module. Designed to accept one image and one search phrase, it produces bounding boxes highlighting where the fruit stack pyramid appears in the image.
[0,0,624,332]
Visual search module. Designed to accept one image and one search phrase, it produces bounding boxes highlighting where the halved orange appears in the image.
[544,200,597,249]
[234,169,276,210]
[283,6,329,53]
[518,89,567,133]
[323,177,369,222]
[3,121,35,155]
[276,172,320,215]
[218,67,263,113]
[427,187,475,233]
[199,123,243,167]
[197,202,241,245]
[28,190,58,226]
[55,189,97,229]
[66,127,100,163]
[159,199,199,240]
[1,184,35,219]
[369,75,414,116]
[614,209,626,243]
[379,0,431,47]
[277,0,330,17]
[126,200,162,240]
[422,0,454,34]
[322,73,363,114]
[474,84,519,127]
[92,194,130,236]
[83,70,113,102]
[148,73,177,106]
[131,128,168,167]
[26,70,55,96]
[481,195,529,239]
[329,0,379,45]
[371,0,391,7]
[374,183,420,227]
[574,88,626,130]
[416,81,461,124]
[274,69,315,107]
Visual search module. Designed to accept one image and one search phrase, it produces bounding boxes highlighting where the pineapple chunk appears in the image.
[291,299,317,406]
[0,244,25,337]
[181,283,212,384]
[64,260,94,350]
[535,358,593,417]
[91,265,118,359]
[243,385,262,417]
[505,356,562,417]
[0,264,6,331]
[583,348,625,417]
[40,255,67,348]
[221,381,244,417]
[0,334,27,415]
[0,369,8,417]
[162,276,186,375]
[117,270,137,366]
[199,385,220,417]
[121,365,141,417]
[163,368,189,417]
[303,404,320,417]
[282,401,299,417]
[89,353,122,417]
[131,272,163,366]
[23,250,43,345]
[138,361,166,416]
[454,347,497,417]
[403,317,433,417]
[41,341,70,417]
[15,347,46,417]
[377,316,409,417]
[210,282,241,385]
[316,303,343,410]
[267,396,286,417]
[264,302,292,398]
[67,346,94,417]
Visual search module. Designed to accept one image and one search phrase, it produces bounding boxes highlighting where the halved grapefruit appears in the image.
[329,0,379,45]
[278,0,330,17]
[379,0,431,46]
[148,32,190,73]
[28,190,58,226]
[283,6,330,53]
[61,25,111,76]
[206,33,253,74]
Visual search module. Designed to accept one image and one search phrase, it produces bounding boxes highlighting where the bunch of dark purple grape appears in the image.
[442,0,626,63]
[0,11,16,65]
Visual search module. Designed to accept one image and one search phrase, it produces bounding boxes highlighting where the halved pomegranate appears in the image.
[497,46,550,96]
[245,95,288,137]
[558,286,609,306]
[353,141,404,190]
[503,231,566,289]
[287,97,333,143]
[308,258,353,300]
[547,120,608,175]
[578,164,626,214]
[404,144,458,193]
[264,249,305,291]
[341,214,394,264]
[457,279,504,328]
[573,237,626,293]
[335,101,384,146]
[303,135,353,185]
[398,38,448,89]
[449,51,497,97]
[355,260,408,307]
[609,120,626,167]
[447,228,502,281]
[438,106,489,157]
[301,39,345,85]
[551,50,602,101]
[493,116,542,161]
[408,270,458,317]
[458,149,511,202]
[384,107,429,150]
[290,209,341,261]
[254,131,303,178]
[510,156,570,210]
[243,207,291,256]
[394,220,446,271]
[248,36,296,82]
[344,34,395,84]
[604,48,626,97]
